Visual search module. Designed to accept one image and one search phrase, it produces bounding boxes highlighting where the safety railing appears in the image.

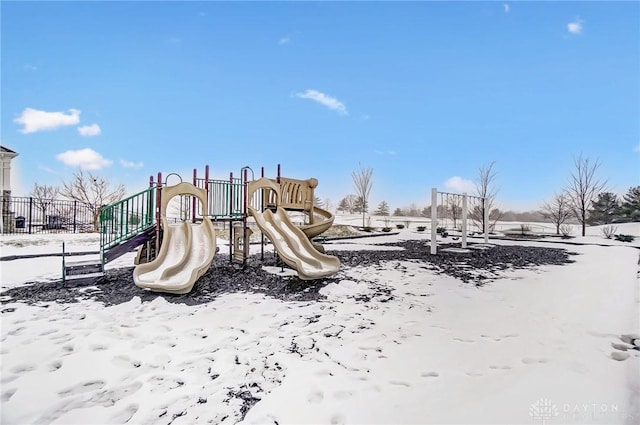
[194,178,245,218]
[99,187,156,252]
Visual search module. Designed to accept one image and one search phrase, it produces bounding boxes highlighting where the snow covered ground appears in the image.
[1,221,639,425]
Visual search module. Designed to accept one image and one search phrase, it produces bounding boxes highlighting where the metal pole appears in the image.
[462,194,468,248]
[243,168,249,266]
[277,163,281,184]
[156,172,162,256]
[260,166,264,261]
[28,197,33,234]
[191,168,196,222]
[229,172,233,263]
[484,197,489,243]
[204,165,210,217]
[148,175,154,225]
[430,188,437,255]
[73,200,77,233]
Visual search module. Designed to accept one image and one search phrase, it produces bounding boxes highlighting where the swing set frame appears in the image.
[429,187,488,255]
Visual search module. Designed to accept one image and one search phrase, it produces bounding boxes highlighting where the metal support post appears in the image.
[462,194,468,248]
[431,188,437,255]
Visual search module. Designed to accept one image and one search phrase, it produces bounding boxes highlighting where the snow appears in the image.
[1,221,639,424]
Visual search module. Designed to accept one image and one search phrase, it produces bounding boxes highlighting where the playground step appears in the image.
[64,271,105,283]
[65,259,104,276]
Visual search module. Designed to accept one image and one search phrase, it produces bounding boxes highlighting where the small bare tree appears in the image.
[541,193,572,235]
[565,154,608,237]
[29,183,60,224]
[470,161,502,233]
[559,224,573,238]
[447,195,462,229]
[61,170,126,231]
[601,224,617,239]
[352,164,373,227]
[323,198,332,212]
[338,194,357,214]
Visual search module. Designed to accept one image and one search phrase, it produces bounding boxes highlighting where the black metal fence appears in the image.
[1,196,97,234]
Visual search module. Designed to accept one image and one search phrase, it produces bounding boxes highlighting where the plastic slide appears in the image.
[299,206,335,239]
[249,206,340,280]
[133,217,216,294]
[133,182,217,294]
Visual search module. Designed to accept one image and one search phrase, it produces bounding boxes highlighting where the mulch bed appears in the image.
[1,241,576,308]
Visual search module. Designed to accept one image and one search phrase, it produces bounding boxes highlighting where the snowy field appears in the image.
[1,219,639,425]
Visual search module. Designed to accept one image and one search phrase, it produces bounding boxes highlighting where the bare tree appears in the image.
[61,170,126,231]
[338,194,357,214]
[352,165,373,227]
[29,183,60,224]
[541,193,572,235]
[564,153,608,236]
[323,198,332,212]
[470,161,502,233]
[447,195,463,229]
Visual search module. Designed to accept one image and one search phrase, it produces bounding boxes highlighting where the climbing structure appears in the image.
[95,163,339,292]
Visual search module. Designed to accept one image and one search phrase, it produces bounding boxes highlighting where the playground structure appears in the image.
[429,187,489,254]
[82,164,339,292]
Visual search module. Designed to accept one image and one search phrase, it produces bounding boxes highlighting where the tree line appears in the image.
[333,154,638,236]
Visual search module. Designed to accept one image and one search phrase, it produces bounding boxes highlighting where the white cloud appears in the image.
[56,148,112,170]
[295,89,348,115]
[14,108,81,134]
[567,18,584,35]
[77,124,101,137]
[633,144,640,153]
[279,37,291,45]
[120,159,144,169]
[503,3,510,13]
[444,176,475,194]
[23,64,37,71]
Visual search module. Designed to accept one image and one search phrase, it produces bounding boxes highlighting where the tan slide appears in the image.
[133,183,216,294]
[299,206,334,239]
[249,205,340,280]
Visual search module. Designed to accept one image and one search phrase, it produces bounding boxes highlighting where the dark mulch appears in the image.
[0,241,576,308]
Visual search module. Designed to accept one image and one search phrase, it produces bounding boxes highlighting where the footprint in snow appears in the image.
[308,390,324,404]
[48,360,63,372]
[58,380,106,397]
[489,365,513,370]
[389,380,411,387]
[453,337,474,343]
[521,357,549,365]
[611,352,630,362]
[111,355,142,369]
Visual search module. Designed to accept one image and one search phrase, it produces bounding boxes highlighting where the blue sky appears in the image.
[2,1,638,212]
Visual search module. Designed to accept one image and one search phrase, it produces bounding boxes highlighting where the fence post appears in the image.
[73,201,78,233]
[431,188,438,255]
[462,194,468,248]
[28,197,33,234]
